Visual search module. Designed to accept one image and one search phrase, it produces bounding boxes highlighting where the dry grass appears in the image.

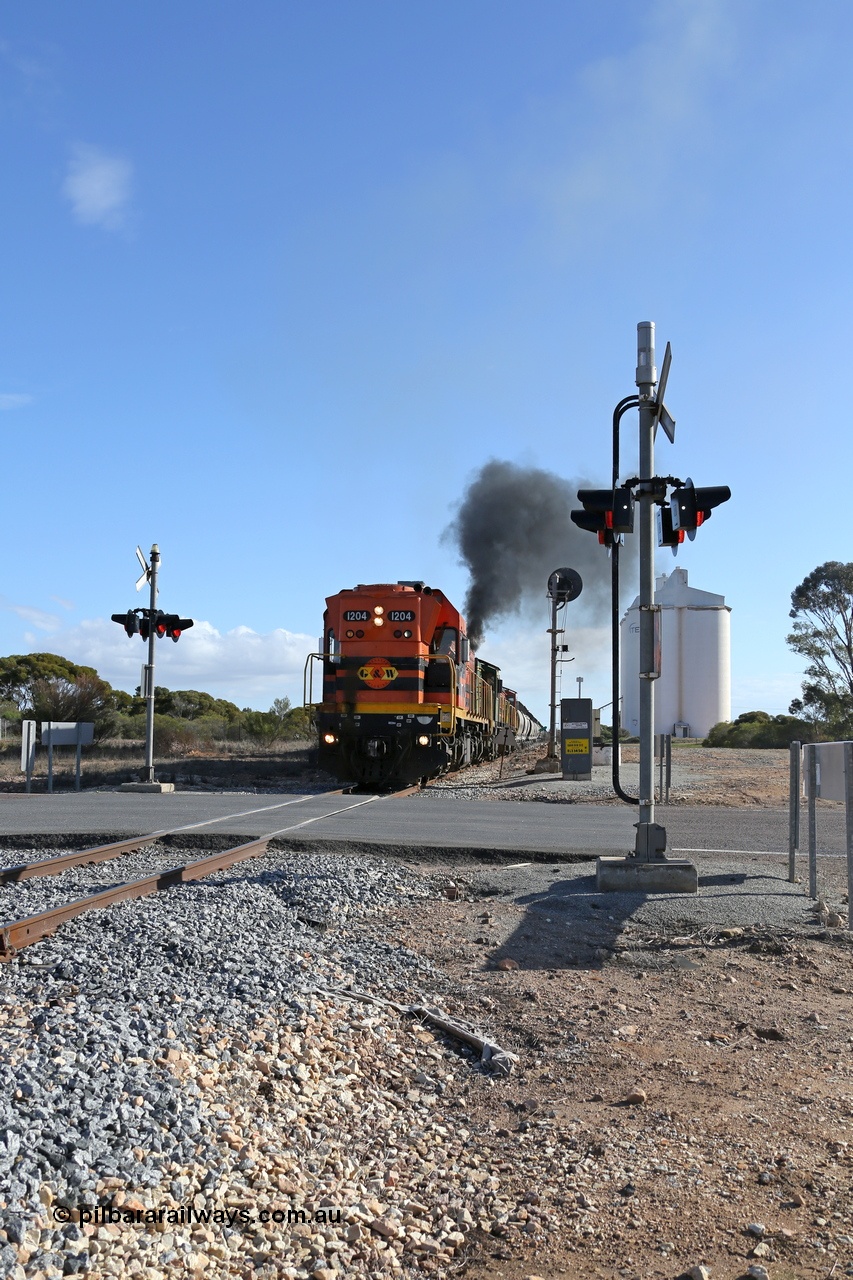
[0,736,318,791]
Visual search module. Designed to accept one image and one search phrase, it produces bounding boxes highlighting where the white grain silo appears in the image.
[620,567,731,739]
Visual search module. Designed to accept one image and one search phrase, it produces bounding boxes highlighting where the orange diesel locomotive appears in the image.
[310,581,538,789]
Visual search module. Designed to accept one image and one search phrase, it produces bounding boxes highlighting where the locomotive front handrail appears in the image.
[303,652,330,717]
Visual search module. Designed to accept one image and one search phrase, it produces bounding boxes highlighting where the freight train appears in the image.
[309,581,541,789]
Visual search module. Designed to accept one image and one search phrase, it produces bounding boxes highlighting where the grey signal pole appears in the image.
[636,323,658,841]
[143,544,159,783]
[597,324,697,892]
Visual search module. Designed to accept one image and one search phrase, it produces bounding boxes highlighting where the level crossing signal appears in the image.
[570,485,634,546]
[572,478,730,555]
[111,610,140,638]
[670,480,731,539]
[111,609,194,642]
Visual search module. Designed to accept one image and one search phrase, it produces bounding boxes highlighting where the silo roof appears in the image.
[626,567,728,611]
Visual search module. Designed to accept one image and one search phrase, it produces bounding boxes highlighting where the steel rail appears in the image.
[0,792,343,884]
[0,792,391,960]
[0,833,168,884]
[0,836,272,958]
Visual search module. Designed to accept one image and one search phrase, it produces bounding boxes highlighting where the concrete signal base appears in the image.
[119,781,176,794]
[596,856,698,894]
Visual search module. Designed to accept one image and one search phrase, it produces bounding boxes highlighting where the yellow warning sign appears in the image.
[564,738,589,754]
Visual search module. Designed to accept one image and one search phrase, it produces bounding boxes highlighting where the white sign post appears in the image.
[21,719,36,793]
[41,722,95,792]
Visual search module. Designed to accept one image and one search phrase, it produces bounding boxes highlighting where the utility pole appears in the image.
[547,592,561,759]
[546,568,583,759]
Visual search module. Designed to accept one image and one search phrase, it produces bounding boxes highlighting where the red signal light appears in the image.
[160,614,194,642]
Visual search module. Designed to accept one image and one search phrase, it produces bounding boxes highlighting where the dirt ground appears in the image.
[620,744,791,808]
[468,742,795,808]
[384,747,852,1280]
[387,881,853,1280]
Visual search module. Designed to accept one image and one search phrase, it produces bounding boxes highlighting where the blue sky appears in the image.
[0,0,850,721]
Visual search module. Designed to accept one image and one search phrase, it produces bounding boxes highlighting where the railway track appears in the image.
[0,785,418,960]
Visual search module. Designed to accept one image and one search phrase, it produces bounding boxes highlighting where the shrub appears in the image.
[152,715,201,755]
[704,712,813,748]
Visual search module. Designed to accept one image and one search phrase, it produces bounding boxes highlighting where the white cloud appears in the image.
[1,600,61,632]
[63,143,133,231]
[33,618,317,710]
[0,393,33,410]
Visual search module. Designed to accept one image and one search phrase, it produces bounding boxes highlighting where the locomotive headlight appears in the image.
[417,734,430,746]
[373,616,384,627]
[323,732,337,745]
[373,606,384,615]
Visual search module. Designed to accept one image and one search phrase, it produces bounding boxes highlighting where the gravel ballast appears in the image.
[1,848,524,1279]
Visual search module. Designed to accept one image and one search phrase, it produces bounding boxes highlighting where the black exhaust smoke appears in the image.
[444,459,631,650]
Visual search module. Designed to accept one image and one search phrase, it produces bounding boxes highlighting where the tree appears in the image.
[282,705,310,739]
[0,654,95,712]
[240,697,306,745]
[133,687,243,722]
[31,673,118,741]
[268,696,292,741]
[787,561,853,737]
[110,689,138,714]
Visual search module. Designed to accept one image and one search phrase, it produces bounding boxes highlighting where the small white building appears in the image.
[620,567,731,739]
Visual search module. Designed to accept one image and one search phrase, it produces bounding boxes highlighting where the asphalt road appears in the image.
[0,790,844,871]
[1,789,848,949]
